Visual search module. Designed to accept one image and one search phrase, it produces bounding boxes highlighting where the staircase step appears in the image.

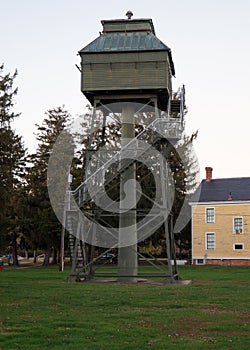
[170,100,181,113]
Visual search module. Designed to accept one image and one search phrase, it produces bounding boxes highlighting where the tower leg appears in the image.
[118,104,138,282]
[161,145,179,283]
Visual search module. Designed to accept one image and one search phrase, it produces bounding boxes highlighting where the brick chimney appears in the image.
[205,167,213,182]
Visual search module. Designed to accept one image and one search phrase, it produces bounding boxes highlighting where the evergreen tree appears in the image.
[0,64,26,264]
[26,106,73,265]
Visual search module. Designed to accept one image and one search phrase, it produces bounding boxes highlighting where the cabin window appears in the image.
[233,243,244,250]
[206,232,216,250]
[233,217,243,234]
[206,208,215,223]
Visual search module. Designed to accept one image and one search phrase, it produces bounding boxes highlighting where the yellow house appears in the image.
[190,167,250,265]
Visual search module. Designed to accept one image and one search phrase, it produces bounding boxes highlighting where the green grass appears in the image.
[1,265,250,349]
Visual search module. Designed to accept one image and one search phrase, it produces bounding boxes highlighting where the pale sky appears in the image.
[1,0,250,180]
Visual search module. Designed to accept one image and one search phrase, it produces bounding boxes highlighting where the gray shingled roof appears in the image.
[190,177,250,203]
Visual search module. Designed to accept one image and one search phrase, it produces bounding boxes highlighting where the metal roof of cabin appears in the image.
[79,17,175,75]
[79,32,170,53]
[190,177,250,203]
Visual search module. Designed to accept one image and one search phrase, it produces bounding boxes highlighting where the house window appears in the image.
[196,259,205,265]
[233,243,244,250]
[233,217,243,234]
[206,208,215,223]
[206,232,215,250]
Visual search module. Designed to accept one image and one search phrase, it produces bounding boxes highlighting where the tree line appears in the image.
[0,65,198,266]
[0,65,75,265]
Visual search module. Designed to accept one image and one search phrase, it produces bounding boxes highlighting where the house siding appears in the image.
[191,202,250,265]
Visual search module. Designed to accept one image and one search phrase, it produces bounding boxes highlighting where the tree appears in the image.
[0,64,26,264]
[26,106,73,265]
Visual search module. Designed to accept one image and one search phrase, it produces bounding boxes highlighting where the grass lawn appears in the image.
[0,265,250,349]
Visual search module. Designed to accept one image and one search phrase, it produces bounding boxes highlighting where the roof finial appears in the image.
[126,10,133,20]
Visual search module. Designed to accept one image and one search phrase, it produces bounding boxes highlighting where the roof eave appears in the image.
[190,200,250,205]
[79,48,169,54]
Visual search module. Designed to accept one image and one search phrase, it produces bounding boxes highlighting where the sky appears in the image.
[1,0,250,180]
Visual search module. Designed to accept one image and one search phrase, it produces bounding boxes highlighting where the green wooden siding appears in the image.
[81,51,171,92]
[81,61,169,91]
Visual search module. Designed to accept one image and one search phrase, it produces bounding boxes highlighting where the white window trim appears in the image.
[233,216,244,234]
[205,207,215,224]
[205,232,216,250]
[233,243,244,250]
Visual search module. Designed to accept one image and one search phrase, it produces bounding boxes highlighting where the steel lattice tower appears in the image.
[66,13,187,283]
